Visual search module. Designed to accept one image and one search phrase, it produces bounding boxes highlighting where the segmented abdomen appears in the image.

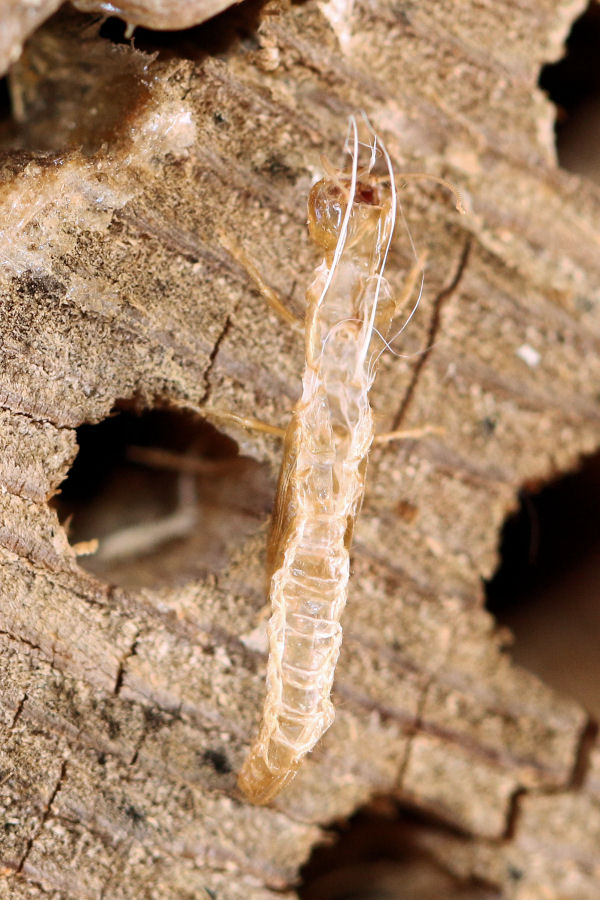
[238,394,373,804]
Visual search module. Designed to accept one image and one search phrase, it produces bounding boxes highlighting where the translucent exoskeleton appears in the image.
[235,115,430,804]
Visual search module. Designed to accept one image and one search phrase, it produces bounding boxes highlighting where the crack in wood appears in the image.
[338,660,573,782]
[503,785,525,841]
[16,759,68,876]
[397,672,436,790]
[0,402,73,431]
[0,527,73,576]
[0,628,44,656]
[569,717,598,790]
[392,235,473,431]
[9,691,28,731]
[113,634,140,696]
[199,314,233,407]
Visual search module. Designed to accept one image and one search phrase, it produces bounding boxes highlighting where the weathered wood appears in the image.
[0,0,243,78]
[1,1,600,897]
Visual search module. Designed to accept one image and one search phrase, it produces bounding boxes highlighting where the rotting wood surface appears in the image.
[1,1,600,898]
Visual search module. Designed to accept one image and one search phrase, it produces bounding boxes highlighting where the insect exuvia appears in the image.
[236,114,427,804]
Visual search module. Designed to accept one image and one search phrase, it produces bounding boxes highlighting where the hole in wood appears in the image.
[0,77,11,133]
[55,404,273,590]
[0,7,153,154]
[486,451,600,719]
[298,802,500,899]
[98,0,269,60]
[539,1,600,181]
[0,0,268,155]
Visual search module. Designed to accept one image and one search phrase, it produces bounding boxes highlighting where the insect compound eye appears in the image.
[307,177,384,253]
[355,183,377,205]
[307,179,346,251]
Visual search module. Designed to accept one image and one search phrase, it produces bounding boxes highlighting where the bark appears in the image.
[1,1,600,898]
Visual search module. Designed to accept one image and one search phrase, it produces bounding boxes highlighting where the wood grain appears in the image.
[1,1,599,897]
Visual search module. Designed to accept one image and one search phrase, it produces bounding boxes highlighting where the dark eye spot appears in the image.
[355,183,377,205]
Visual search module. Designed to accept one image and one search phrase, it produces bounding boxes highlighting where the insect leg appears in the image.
[373,424,444,445]
[218,231,303,330]
[398,172,465,214]
[393,251,428,320]
[202,407,286,438]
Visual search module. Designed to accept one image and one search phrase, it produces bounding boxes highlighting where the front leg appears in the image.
[218,230,304,330]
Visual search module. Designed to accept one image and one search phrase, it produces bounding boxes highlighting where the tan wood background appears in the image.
[1,1,600,897]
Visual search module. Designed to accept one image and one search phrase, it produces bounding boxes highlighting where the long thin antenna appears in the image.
[315,116,360,309]
[356,113,397,371]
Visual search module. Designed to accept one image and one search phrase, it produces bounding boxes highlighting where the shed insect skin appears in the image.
[237,117,413,804]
